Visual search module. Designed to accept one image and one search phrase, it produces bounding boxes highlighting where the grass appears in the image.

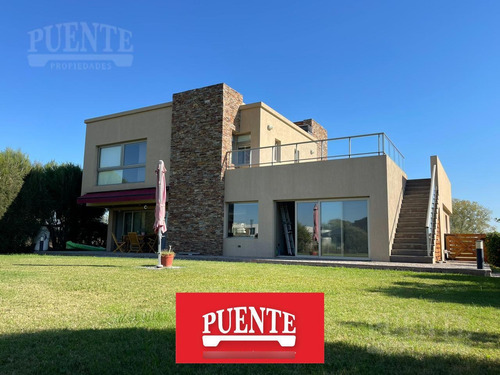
[0,254,499,374]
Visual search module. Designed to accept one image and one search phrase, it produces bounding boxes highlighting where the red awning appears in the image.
[77,188,156,205]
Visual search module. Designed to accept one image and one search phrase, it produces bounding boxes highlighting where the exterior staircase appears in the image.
[390,179,434,263]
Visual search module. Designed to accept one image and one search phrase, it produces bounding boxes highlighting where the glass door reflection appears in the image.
[296,202,319,256]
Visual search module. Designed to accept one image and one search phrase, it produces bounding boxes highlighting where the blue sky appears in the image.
[1,1,499,229]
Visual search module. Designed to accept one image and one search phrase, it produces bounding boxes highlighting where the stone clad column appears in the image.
[168,83,242,254]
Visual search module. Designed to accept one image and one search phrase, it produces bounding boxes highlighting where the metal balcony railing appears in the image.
[225,132,404,171]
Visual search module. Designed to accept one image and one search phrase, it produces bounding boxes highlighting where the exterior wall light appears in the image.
[267,125,273,130]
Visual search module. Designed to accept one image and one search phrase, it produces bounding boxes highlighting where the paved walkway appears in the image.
[36,251,492,276]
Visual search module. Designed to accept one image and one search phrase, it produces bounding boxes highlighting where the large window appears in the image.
[98,141,146,185]
[296,199,368,258]
[114,210,156,239]
[227,203,258,237]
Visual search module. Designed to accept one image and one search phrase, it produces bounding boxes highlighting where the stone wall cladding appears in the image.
[168,83,243,254]
[295,119,328,160]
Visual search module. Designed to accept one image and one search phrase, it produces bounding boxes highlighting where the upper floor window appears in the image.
[97,141,146,185]
[232,134,251,166]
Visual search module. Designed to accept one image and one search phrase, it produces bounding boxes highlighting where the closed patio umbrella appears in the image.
[313,203,319,242]
[154,160,167,268]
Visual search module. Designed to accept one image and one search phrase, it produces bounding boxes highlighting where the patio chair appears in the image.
[146,236,157,253]
[112,233,126,253]
[128,232,144,253]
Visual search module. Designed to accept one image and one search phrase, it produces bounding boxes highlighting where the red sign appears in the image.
[176,293,324,363]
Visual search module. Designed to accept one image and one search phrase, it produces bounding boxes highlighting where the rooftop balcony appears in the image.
[225,132,405,171]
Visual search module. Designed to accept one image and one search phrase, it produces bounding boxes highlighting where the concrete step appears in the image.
[401,201,428,207]
[398,210,427,217]
[398,214,427,221]
[397,219,426,226]
[405,184,430,188]
[393,232,426,239]
[401,197,428,203]
[406,178,431,185]
[390,255,434,263]
[405,186,430,192]
[404,192,429,197]
[392,242,427,250]
[393,238,427,245]
[405,183,430,188]
[391,249,429,256]
[401,204,428,209]
[404,188,430,193]
[396,225,425,235]
[402,195,430,201]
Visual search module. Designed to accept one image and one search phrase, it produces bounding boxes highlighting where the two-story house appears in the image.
[78,83,452,263]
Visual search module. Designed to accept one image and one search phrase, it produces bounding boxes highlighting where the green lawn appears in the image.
[0,254,499,374]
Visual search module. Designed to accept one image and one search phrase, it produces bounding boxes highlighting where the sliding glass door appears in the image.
[341,200,368,257]
[296,199,368,258]
[296,202,319,256]
[320,201,343,256]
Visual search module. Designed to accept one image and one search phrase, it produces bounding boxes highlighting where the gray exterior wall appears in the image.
[224,155,407,261]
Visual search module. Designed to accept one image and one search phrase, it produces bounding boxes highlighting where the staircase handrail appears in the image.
[425,165,437,256]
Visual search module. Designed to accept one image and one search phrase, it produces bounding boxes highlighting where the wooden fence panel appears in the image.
[445,234,487,261]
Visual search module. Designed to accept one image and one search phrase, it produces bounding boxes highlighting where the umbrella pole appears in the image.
[156,231,163,268]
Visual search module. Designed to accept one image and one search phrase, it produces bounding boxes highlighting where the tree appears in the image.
[0,161,106,252]
[0,149,31,219]
[450,198,495,234]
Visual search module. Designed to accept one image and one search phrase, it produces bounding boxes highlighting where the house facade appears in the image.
[78,83,452,263]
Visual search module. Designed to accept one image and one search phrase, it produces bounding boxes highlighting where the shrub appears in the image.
[0,162,106,252]
[485,232,500,267]
[0,149,31,219]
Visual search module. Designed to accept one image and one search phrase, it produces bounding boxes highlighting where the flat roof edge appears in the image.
[85,101,173,124]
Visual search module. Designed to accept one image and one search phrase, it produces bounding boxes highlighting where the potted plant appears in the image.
[161,246,175,268]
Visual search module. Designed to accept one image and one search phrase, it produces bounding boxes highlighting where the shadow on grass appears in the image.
[409,273,500,284]
[0,328,498,374]
[371,277,500,308]
[341,321,500,348]
[13,264,120,268]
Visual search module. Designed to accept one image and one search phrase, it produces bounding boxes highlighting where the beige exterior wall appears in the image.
[81,103,172,195]
[237,103,318,166]
[224,155,406,261]
[431,155,452,256]
[386,157,408,253]
[238,105,261,148]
